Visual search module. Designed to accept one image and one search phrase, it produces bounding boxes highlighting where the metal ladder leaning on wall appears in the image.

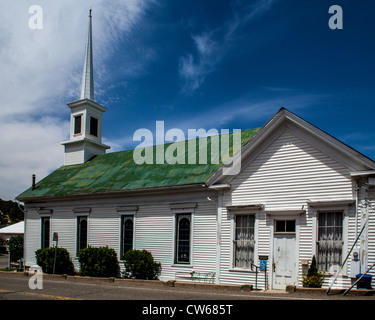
[326,202,371,295]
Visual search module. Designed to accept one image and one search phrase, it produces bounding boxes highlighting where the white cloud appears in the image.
[178,0,278,93]
[0,1,154,200]
[0,118,69,199]
[179,32,221,93]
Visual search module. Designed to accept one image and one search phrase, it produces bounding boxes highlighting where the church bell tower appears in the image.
[61,9,110,165]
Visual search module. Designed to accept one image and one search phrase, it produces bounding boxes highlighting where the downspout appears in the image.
[216,190,223,284]
[208,184,230,284]
[355,184,359,241]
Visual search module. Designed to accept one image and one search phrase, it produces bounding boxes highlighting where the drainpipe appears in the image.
[208,184,230,284]
[216,190,223,285]
[355,184,359,241]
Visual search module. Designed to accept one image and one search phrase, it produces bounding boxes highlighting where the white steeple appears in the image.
[80,9,94,101]
[61,9,110,166]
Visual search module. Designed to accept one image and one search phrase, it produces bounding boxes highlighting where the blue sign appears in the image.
[260,259,267,271]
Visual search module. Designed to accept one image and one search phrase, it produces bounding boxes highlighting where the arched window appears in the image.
[176,214,191,264]
[41,217,50,249]
[77,216,88,253]
[121,216,134,258]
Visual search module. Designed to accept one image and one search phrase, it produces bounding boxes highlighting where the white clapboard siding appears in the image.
[89,207,119,250]
[24,209,40,266]
[134,201,217,282]
[191,201,217,276]
[134,204,175,280]
[230,130,353,209]
[51,208,76,262]
[219,128,356,288]
[24,195,217,280]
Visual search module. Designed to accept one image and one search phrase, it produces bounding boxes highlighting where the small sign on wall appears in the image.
[259,255,268,271]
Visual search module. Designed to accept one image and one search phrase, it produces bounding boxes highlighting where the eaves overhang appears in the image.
[16,183,208,204]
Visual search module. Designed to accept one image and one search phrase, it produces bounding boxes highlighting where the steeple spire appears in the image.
[62,9,110,166]
[80,8,94,101]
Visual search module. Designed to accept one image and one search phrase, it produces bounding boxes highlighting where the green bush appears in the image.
[122,249,161,280]
[8,235,23,262]
[35,247,75,275]
[77,246,119,277]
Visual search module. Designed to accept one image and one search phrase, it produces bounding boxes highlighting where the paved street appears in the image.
[0,274,303,301]
[0,272,373,318]
[0,272,374,301]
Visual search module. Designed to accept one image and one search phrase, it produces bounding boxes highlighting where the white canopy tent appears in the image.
[0,221,24,240]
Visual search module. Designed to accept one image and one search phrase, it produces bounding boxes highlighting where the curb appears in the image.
[1,271,374,296]
[286,285,375,297]
[1,270,252,292]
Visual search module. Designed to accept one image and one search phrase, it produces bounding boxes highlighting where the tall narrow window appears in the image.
[41,217,50,249]
[175,214,191,264]
[74,115,82,134]
[120,215,134,258]
[234,215,255,268]
[317,211,343,272]
[90,116,98,136]
[77,216,88,254]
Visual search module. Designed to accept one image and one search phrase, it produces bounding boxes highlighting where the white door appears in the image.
[272,233,296,290]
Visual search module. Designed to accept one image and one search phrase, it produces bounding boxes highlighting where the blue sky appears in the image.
[97,0,375,154]
[0,0,374,200]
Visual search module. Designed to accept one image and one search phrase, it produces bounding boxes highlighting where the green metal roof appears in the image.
[17,129,258,200]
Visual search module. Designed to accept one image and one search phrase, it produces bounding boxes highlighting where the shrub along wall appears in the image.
[122,249,161,280]
[35,247,75,275]
[77,246,120,277]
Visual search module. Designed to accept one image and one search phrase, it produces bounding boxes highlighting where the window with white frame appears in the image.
[120,215,134,258]
[76,216,88,254]
[234,214,255,268]
[41,217,50,249]
[317,211,343,272]
[175,214,191,264]
[74,115,82,134]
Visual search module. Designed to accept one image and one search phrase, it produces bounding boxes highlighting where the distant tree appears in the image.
[0,210,7,225]
[0,199,24,224]
[8,235,23,262]
[0,235,7,254]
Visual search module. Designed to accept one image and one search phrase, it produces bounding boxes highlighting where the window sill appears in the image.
[171,264,194,268]
[322,272,348,277]
[229,268,256,273]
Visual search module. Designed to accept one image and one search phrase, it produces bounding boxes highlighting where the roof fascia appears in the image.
[17,183,208,204]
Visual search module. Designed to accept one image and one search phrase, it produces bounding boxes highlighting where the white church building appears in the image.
[17,11,375,290]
